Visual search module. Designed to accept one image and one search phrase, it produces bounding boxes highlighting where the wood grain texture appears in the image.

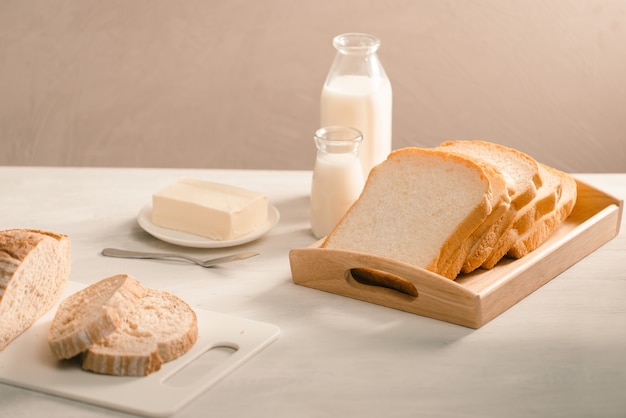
[290,179,623,328]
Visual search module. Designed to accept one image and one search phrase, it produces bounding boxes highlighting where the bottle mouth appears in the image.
[333,33,380,54]
[314,126,363,153]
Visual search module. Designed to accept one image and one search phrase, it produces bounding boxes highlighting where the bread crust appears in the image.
[482,163,567,268]
[507,165,577,258]
[48,273,198,376]
[0,229,70,351]
[319,141,577,280]
[48,274,145,360]
[81,288,198,376]
[434,159,511,275]
[323,147,493,279]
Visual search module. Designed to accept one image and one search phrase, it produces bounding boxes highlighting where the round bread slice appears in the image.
[0,229,71,351]
[81,287,198,377]
[48,274,145,360]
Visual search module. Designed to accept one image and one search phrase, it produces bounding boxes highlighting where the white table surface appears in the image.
[0,167,624,418]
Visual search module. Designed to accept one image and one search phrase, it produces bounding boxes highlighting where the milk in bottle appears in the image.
[321,33,392,177]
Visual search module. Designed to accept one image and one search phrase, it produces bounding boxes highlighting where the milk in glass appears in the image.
[310,126,364,239]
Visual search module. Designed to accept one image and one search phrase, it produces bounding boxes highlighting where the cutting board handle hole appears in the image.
[347,268,418,299]
[163,345,238,387]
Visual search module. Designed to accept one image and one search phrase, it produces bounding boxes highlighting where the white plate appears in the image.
[137,204,280,248]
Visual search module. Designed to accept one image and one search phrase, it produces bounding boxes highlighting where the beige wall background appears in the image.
[1,0,625,172]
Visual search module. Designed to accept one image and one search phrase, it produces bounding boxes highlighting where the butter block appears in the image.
[152,177,268,240]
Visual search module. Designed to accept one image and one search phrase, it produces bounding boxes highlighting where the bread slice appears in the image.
[322,147,493,279]
[481,162,565,268]
[435,158,511,276]
[439,140,542,209]
[0,229,71,351]
[82,287,198,376]
[508,163,563,237]
[507,165,577,258]
[438,140,545,269]
[48,274,145,360]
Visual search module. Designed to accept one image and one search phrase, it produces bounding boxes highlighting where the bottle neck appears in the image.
[333,33,380,55]
[326,33,386,80]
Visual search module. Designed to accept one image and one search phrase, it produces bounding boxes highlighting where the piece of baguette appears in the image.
[0,229,71,351]
[48,274,145,360]
[322,147,493,279]
[82,287,198,376]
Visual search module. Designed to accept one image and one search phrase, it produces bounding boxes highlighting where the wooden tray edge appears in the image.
[289,178,623,329]
[289,246,482,328]
[475,178,623,325]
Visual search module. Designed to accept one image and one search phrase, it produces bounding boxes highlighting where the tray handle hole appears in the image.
[348,268,419,299]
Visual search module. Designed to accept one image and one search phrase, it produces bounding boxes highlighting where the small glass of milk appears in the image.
[310,126,365,239]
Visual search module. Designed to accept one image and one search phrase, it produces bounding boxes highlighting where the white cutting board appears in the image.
[0,282,280,417]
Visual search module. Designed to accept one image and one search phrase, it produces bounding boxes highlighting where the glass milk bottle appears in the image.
[310,126,364,239]
[321,33,392,178]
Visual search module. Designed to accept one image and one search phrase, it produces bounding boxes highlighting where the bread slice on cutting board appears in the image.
[48,274,145,360]
[82,287,198,377]
[0,229,71,351]
[322,147,494,280]
[48,274,198,376]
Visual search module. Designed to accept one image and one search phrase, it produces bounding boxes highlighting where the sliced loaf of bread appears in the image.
[48,274,145,360]
[481,162,565,268]
[434,156,511,276]
[0,229,71,351]
[320,141,578,280]
[507,164,577,258]
[440,140,542,209]
[82,287,198,376]
[511,164,563,236]
[438,140,545,270]
[322,147,494,279]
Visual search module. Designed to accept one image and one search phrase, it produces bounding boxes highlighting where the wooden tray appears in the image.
[289,179,623,328]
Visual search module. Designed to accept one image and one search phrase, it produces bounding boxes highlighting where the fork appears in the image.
[101,248,259,267]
